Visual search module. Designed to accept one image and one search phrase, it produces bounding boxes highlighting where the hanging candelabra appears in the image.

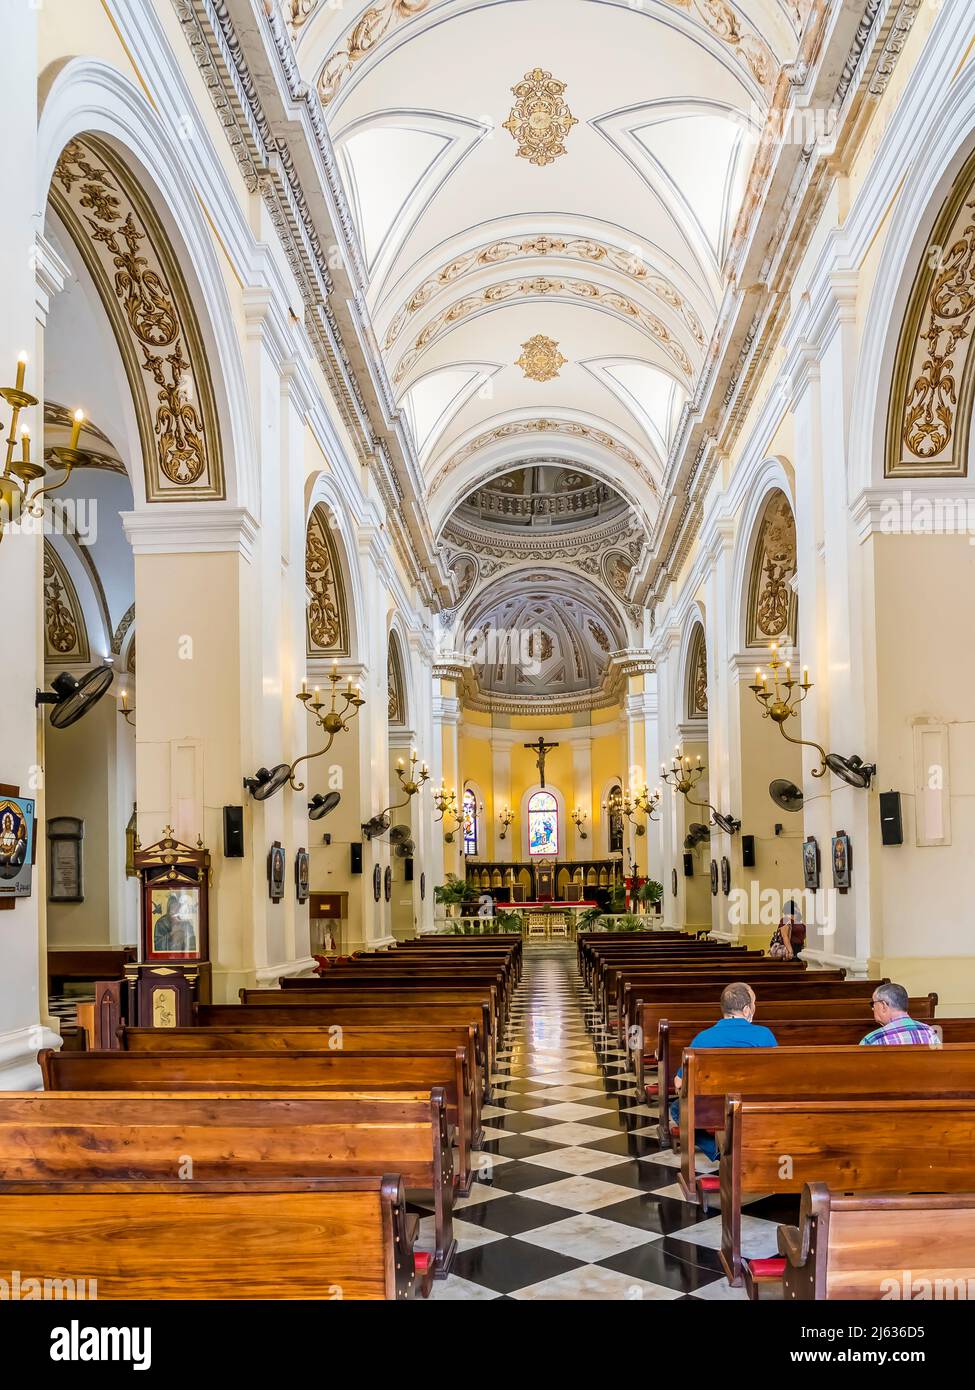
[661,746,740,835]
[290,661,365,791]
[749,644,876,789]
[498,805,514,840]
[571,807,588,839]
[118,687,136,727]
[363,749,430,839]
[433,783,464,843]
[0,353,86,542]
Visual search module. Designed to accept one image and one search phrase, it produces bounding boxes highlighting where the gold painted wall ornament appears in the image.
[689,626,708,718]
[387,638,406,724]
[503,68,578,167]
[305,505,350,655]
[43,545,89,661]
[316,1,433,105]
[887,150,975,478]
[382,234,705,352]
[747,491,797,646]
[49,138,223,501]
[516,334,567,382]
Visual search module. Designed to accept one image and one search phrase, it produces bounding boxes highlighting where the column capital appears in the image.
[121,505,259,559]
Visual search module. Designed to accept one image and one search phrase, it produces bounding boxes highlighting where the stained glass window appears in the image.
[462,788,478,855]
[528,790,559,857]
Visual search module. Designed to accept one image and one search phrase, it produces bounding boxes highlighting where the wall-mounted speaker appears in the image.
[683,852,693,877]
[350,842,363,874]
[223,805,244,858]
[879,790,904,846]
[742,834,756,868]
[404,857,414,882]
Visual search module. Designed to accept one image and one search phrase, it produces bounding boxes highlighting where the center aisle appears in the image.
[425,943,786,1300]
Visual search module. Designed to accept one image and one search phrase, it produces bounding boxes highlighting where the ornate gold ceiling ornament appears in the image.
[430,418,660,496]
[746,490,797,646]
[886,148,975,478]
[660,0,776,94]
[503,68,578,167]
[43,544,89,661]
[393,276,693,385]
[305,504,350,655]
[316,1,433,106]
[515,334,567,382]
[387,638,406,723]
[50,138,224,501]
[383,235,705,353]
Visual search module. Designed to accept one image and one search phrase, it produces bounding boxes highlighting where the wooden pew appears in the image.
[280,967,510,1023]
[122,1020,485,1109]
[720,1095,975,1289]
[586,944,751,1004]
[652,1006,950,1135]
[780,1184,975,1301]
[629,994,939,1090]
[0,1088,453,1281]
[241,988,499,1058]
[616,978,884,1047]
[201,1000,492,1076]
[40,1045,479,1193]
[47,946,136,993]
[606,959,814,1029]
[0,1176,417,1299]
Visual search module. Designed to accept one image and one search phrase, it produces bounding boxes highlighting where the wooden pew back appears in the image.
[0,1176,413,1299]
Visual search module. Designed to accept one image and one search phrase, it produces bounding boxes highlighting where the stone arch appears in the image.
[36,59,254,508]
[387,628,409,728]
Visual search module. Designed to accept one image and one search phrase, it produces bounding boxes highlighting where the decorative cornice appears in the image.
[121,505,259,559]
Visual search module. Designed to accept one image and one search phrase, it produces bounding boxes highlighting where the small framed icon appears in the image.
[373,863,382,902]
[802,835,821,891]
[268,841,285,903]
[384,865,392,902]
[720,856,731,896]
[710,859,718,896]
[832,830,852,892]
[671,867,678,897]
[295,847,310,904]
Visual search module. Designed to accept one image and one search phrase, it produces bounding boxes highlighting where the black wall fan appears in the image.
[309,791,341,820]
[36,666,114,729]
[243,764,291,801]
[769,778,804,812]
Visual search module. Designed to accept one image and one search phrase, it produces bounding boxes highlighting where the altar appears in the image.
[518,900,599,941]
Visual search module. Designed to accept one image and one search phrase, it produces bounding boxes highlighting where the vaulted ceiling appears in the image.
[284,0,812,696]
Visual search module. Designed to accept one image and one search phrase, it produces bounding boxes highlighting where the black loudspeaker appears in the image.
[223,805,244,858]
[742,834,756,867]
[683,852,693,877]
[879,791,904,846]
[404,858,414,882]
[350,842,363,874]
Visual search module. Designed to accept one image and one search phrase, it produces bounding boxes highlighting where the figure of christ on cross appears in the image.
[525,735,559,788]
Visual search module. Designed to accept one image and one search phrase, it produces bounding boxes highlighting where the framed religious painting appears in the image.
[295,847,310,904]
[720,856,731,896]
[832,831,852,892]
[802,835,820,890]
[384,865,392,902]
[671,867,678,897]
[0,791,35,902]
[135,829,210,963]
[373,863,382,902]
[268,842,285,903]
[710,859,718,896]
[420,871,426,901]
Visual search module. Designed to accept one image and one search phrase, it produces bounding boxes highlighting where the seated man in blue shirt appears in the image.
[669,982,778,1162]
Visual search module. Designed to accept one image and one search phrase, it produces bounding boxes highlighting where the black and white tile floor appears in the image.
[415,944,791,1300]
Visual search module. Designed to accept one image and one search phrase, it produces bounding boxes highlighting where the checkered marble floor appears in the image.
[414,945,791,1300]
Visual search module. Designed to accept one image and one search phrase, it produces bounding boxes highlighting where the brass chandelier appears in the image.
[1,353,85,542]
[661,748,740,835]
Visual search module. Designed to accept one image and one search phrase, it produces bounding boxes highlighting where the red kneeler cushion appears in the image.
[414,1252,433,1275]
[644,1082,658,1098]
[697,1176,720,1193]
[748,1258,786,1279]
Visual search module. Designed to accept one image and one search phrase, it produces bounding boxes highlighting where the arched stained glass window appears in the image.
[528,791,559,857]
[462,788,478,855]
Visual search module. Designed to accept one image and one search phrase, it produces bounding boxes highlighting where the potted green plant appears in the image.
[636,879,663,913]
[434,874,468,919]
[578,906,604,931]
[615,913,642,932]
[494,909,523,933]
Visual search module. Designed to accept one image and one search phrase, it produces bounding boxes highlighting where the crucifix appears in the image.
[525,735,559,788]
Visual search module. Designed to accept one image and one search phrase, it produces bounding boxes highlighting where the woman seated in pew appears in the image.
[670,982,778,1161]
[767,900,806,961]
[860,982,940,1046]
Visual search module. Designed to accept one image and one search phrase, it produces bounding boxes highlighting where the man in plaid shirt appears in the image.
[860,982,940,1045]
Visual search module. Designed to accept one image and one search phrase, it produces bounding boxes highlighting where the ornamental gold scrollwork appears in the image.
[316,1,432,106]
[43,546,88,660]
[515,334,567,382]
[50,138,223,500]
[502,68,578,168]
[305,504,350,654]
[692,630,708,717]
[747,491,797,645]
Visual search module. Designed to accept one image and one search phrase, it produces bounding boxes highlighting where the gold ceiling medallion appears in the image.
[515,334,567,382]
[503,68,578,168]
